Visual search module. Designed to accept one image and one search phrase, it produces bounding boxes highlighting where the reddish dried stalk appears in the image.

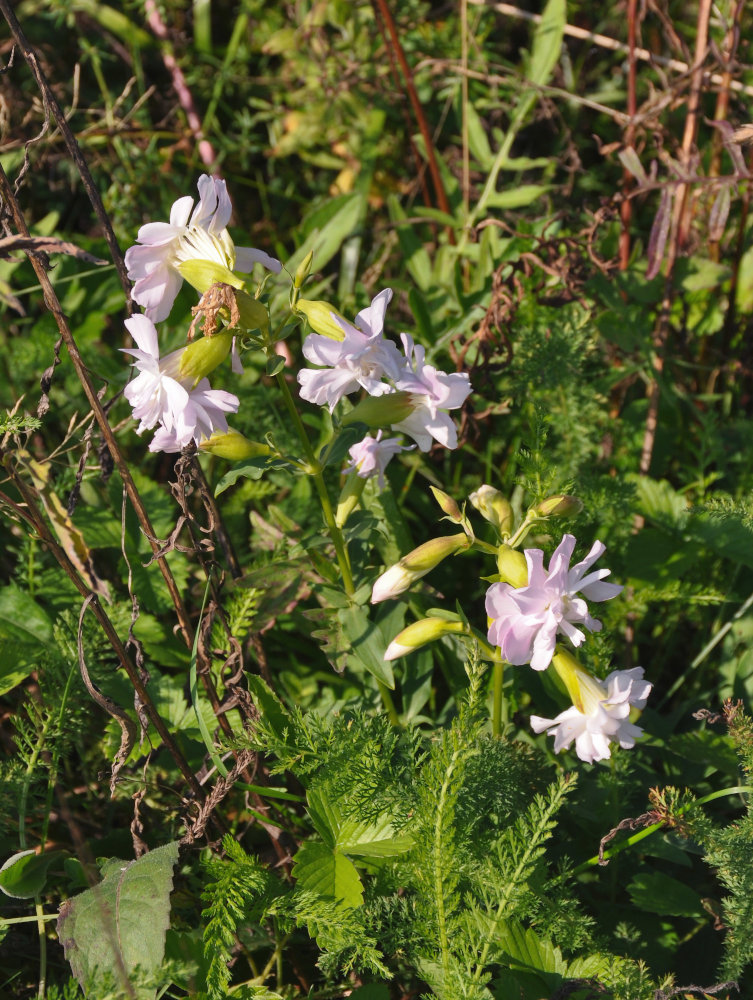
[371,0,453,231]
[143,0,217,169]
[619,0,638,270]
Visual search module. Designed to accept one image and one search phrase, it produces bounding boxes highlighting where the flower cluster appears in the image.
[122,175,280,452]
[376,492,651,764]
[297,288,472,485]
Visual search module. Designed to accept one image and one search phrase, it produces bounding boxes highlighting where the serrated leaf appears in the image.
[57,842,179,1000]
[246,674,293,744]
[292,841,364,908]
[337,814,414,858]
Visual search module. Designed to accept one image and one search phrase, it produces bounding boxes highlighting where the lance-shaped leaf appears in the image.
[57,842,179,999]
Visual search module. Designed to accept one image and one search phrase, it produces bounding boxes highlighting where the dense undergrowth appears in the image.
[2,1,753,998]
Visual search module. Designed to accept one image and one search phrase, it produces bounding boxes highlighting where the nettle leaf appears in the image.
[0,849,65,899]
[292,841,364,909]
[627,871,704,918]
[57,841,179,999]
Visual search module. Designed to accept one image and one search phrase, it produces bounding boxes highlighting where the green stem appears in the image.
[491,658,505,737]
[378,682,400,727]
[274,370,354,596]
[572,785,750,875]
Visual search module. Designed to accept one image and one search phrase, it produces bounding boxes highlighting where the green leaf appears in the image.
[246,674,293,744]
[0,585,53,694]
[0,584,53,645]
[466,101,493,169]
[484,185,549,209]
[526,0,565,87]
[340,604,398,690]
[337,814,414,858]
[0,849,64,899]
[292,841,364,908]
[287,193,366,275]
[388,195,433,291]
[57,841,179,1000]
[214,460,267,496]
[627,871,704,917]
[266,354,286,377]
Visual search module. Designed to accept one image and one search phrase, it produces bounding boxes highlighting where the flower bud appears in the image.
[179,331,233,380]
[384,618,465,660]
[551,648,603,715]
[469,485,513,535]
[341,390,415,428]
[178,258,245,294]
[199,430,272,461]
[430,486,463,523]
[496,544,528,588]
[371,534,472,603]
[234,289,269,332]
[335,470,367,528]
[532,494,583,519]
[296,299,347,341]
[294,250,314,289]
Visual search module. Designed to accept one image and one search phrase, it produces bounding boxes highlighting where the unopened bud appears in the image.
[384,618,465,661]
[234,289,269,332]
[296,299,347,341]
[199,430,272,461]
[551,648,603,714]
[342,391,415,428]
[371,534,471,603]
[179,331,233,380]
[178,258,245,295]
[469,485,513,535]
[335,470,367,528]
[294,251,314,289]
[532,495,583,519]
[430,486,462,523]
[496,544,528,588]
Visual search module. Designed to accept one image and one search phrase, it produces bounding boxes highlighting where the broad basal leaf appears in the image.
[57,841,179,999]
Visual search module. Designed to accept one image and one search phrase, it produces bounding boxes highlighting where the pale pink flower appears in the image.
[122,314,239,451]
[391,334,471,450]
[485,534,622,671]
[531,667,651,763]
[125,174,281,322]
[297,289,404,410]
[345,431,411,488]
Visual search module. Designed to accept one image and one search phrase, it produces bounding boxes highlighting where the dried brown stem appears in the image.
[0,0,132,301]
[638,0,712,478]
[0,162,195,648]
[0,476,204,801]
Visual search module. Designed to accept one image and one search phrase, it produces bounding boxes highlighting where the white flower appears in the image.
[485,534,622,671]
[122,314,239,450]
[391,334,472,450]
[531,666,652,763]
[125,174,281,322]
[345,431,410,488]
[297,288,404,410]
